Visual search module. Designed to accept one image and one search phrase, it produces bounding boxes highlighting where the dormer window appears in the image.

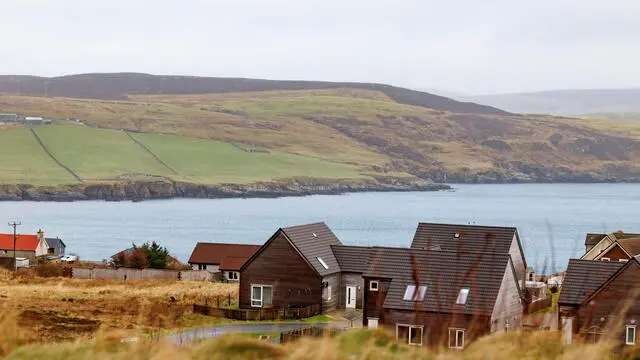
[317,257,329,269]
[456,288,470,305]
[403,284,427,301]
[454,233,461,238]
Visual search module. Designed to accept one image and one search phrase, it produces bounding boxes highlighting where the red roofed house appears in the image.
[188,243,261,282]
[0,230,50,265]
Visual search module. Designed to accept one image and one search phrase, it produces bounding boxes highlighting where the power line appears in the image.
[8,221,21,271]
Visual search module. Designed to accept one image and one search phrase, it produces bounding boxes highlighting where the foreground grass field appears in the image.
[1,320,636,359]
[0,270,237,343]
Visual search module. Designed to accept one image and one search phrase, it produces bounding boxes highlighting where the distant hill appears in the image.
[0,73,508,116]
[463,88,640,115]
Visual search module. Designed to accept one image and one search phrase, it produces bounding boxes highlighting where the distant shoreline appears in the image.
[0,178,452,202]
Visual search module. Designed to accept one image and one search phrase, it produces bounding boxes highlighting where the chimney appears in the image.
[37,229,44,242]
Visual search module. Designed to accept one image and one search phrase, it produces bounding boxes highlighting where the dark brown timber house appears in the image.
[559,257,640,346]
[239,222,527,348]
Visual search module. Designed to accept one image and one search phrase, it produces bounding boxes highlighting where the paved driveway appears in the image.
[166,323,332,344]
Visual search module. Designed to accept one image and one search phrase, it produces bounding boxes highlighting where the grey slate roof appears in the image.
[558,259,625,306]
[282,222,342,276]
[364,247,512,315]
[331,245,372,273]
[45,237,66,249]
[411,223,518,257]
[585,233,607,247]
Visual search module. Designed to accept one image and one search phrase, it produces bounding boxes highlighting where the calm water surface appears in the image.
[0,184,638,272]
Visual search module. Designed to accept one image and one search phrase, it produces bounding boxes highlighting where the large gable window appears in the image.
[317,257,329,270]
[403,284,427,301]
[251,285,273,307]
[456,288,470,305]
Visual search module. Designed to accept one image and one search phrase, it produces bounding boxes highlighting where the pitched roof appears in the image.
[281,222,342,276]
[0,234,40,251]
[585,233,607,247]
[364,247,512,315]
[558,259,625,306]
[45,237,66,249]
[219,256,252,271]
[188,243,261,265]
[331,245,373,273]
[410,223,519,257]
[615,238,640,257]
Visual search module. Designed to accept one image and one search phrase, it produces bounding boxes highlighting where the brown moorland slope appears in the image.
[0,73,508,115]
[1,74,640,190]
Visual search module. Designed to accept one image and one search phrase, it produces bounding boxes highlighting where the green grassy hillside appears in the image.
[0,127,78,185]
[2,85,640,185]
[0,124,366,186]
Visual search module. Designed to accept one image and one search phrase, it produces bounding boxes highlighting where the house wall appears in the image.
[581,237,614,260]
[338,272,364,309]
[575,262,640,345]
[491,259,524,332]
[35,239,49,257]
[509,235,527,287]
[322,273,341,312]
[363,277,392,326]
[0,250,35,264]
[382,309,491,348]
[240,232,321,309]
[595,245,629,261]
[191,263,219,272]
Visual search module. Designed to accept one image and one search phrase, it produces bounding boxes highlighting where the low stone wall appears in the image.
[72,268,214,281]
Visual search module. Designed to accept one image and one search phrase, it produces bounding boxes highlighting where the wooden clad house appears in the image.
[581,231,640,261]
[410,223,528,289]
[239,222,344,312]
[362,247,524,348]
[331,245,373,309]
[559,258,640,346]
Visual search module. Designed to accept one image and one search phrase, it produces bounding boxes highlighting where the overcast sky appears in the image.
[1,0,638,94]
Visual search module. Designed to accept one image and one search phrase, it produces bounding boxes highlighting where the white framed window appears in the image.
[403,284,427,301]
[368,318,379,329]
[370,280,379,291]
[627,325,636,345]
[327,286,332,300]
[251,285,273,307]
[227,271,239,280]
[601,257,610,261]
[456,288,470,305]
[317,257,329,269]
[396,324,423,346]
[448,328,465,349]
[620,259,629,262]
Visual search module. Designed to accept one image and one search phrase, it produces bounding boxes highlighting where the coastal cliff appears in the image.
[0,177,450,202]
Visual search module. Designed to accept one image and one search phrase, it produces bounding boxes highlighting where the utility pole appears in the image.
[8,221,21,271]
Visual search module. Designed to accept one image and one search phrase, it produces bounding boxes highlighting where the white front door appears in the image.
[346,286,357,308]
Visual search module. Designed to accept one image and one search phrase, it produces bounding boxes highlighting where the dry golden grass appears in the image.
[0,269,237,343]
[1,320,635,360]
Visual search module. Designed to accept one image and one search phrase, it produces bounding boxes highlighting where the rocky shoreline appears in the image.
[0,177,451,202]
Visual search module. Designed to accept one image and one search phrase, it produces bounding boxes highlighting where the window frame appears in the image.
[403,284,427,301]
[600,257,610,261]
[396,324,424,346]
[456,288,470,305]
[327,286,332,300]
[620,259,629,262]
[370,280,379,292]
[316,257,329,269]
[251,284,273,308]
[626,325,636,345]
[448,328,465,349]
